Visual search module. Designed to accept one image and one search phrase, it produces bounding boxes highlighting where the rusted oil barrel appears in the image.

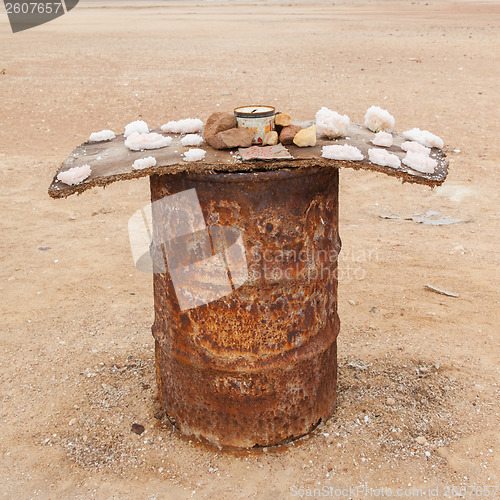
[150,166,341,448]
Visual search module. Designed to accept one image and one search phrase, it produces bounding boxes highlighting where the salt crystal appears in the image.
[402,150,438,173]
[371,131,393,147]
[364,106,395,133]
[180,134,204,147]
[56,164,92,185]
[402,128,444,149]
[368,148,401,168]
[161,118,203,134]
[401,141,431,156]
[183,149,206,162]
[124,120,149,137]
[89,130,116,142]
[132,156,157,170]
[321,144,364,161]
[315,107,350,138]
[125,132,172,151]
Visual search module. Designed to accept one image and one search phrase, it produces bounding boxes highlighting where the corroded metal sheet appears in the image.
[151,166,340,447]
[48,123,448,199]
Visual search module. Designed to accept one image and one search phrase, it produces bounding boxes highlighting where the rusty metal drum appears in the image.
[150,165,341,448]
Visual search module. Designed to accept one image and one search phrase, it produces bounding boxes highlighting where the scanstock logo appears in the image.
[4,0,78,33]
[128,189,249,311]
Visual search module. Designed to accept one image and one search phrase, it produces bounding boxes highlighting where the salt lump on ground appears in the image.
[371,131,393,147]
[125,132,172,151]
[401,141,431,156]
[161,118,203,134]
[364,106,395,133]
[89,130,115,142]
[316,107,350,138]
[180,134,204,147]
[183,149,206,162]
[403,150,438,173]
[402,128,444,149]
[132,156,157,170]
[368,148,401,168]
[124,120,149,138]
[57,164,91,185]
[322,144,364,161]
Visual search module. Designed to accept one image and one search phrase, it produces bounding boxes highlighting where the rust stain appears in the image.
[151,166,341,448]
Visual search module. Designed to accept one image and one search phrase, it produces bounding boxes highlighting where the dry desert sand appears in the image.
[0,0,499,498]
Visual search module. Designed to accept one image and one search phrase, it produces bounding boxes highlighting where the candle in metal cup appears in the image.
[234,106,275,145]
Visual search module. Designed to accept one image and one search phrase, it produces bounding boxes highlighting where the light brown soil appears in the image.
[0,1,499,498]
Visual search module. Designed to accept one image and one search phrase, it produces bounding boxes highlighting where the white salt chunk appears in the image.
[368,148,401,168]
[315,107,350,138]
[402,150,438,173]
[371,131,393,147]
[161,118,203,134]
[89,130,115,142]
[401,141,431,156]
[132,156,157,170]
[364,106,395,133]
[56,165,91,186]
[124,120,149,138]
[125,132,172,151]
[183,149,206,162]
[402,128,444,149]
[180,134,204,147]
[321,144,364,161]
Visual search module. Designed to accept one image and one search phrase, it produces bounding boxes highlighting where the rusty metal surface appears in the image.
[151,166,341,448]
[48,122,448,199]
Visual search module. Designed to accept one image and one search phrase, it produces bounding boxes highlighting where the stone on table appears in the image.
[209,127,254,150]
[263,131,279,146]
[279,125,302,145]
[293,126,317,147]
[204,112,238,147]
[275,112,292,128]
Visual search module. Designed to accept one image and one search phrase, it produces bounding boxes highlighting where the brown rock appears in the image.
[209,127,254,150]
[263,131,278,146]
[279,125,302,145]
[131,423,145,435]
[204,112,237,147]
[275,112,292,127]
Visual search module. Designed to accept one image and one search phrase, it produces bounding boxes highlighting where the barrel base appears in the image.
[155,338,337,448]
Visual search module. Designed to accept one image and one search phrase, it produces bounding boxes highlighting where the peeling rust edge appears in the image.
[48,156,448,199]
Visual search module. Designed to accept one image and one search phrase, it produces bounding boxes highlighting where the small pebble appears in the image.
[416,436,427,445]
[386,397,396,406]
[131,423,145,435]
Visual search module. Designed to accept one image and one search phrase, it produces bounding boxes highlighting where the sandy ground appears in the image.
[1,0,499,498]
